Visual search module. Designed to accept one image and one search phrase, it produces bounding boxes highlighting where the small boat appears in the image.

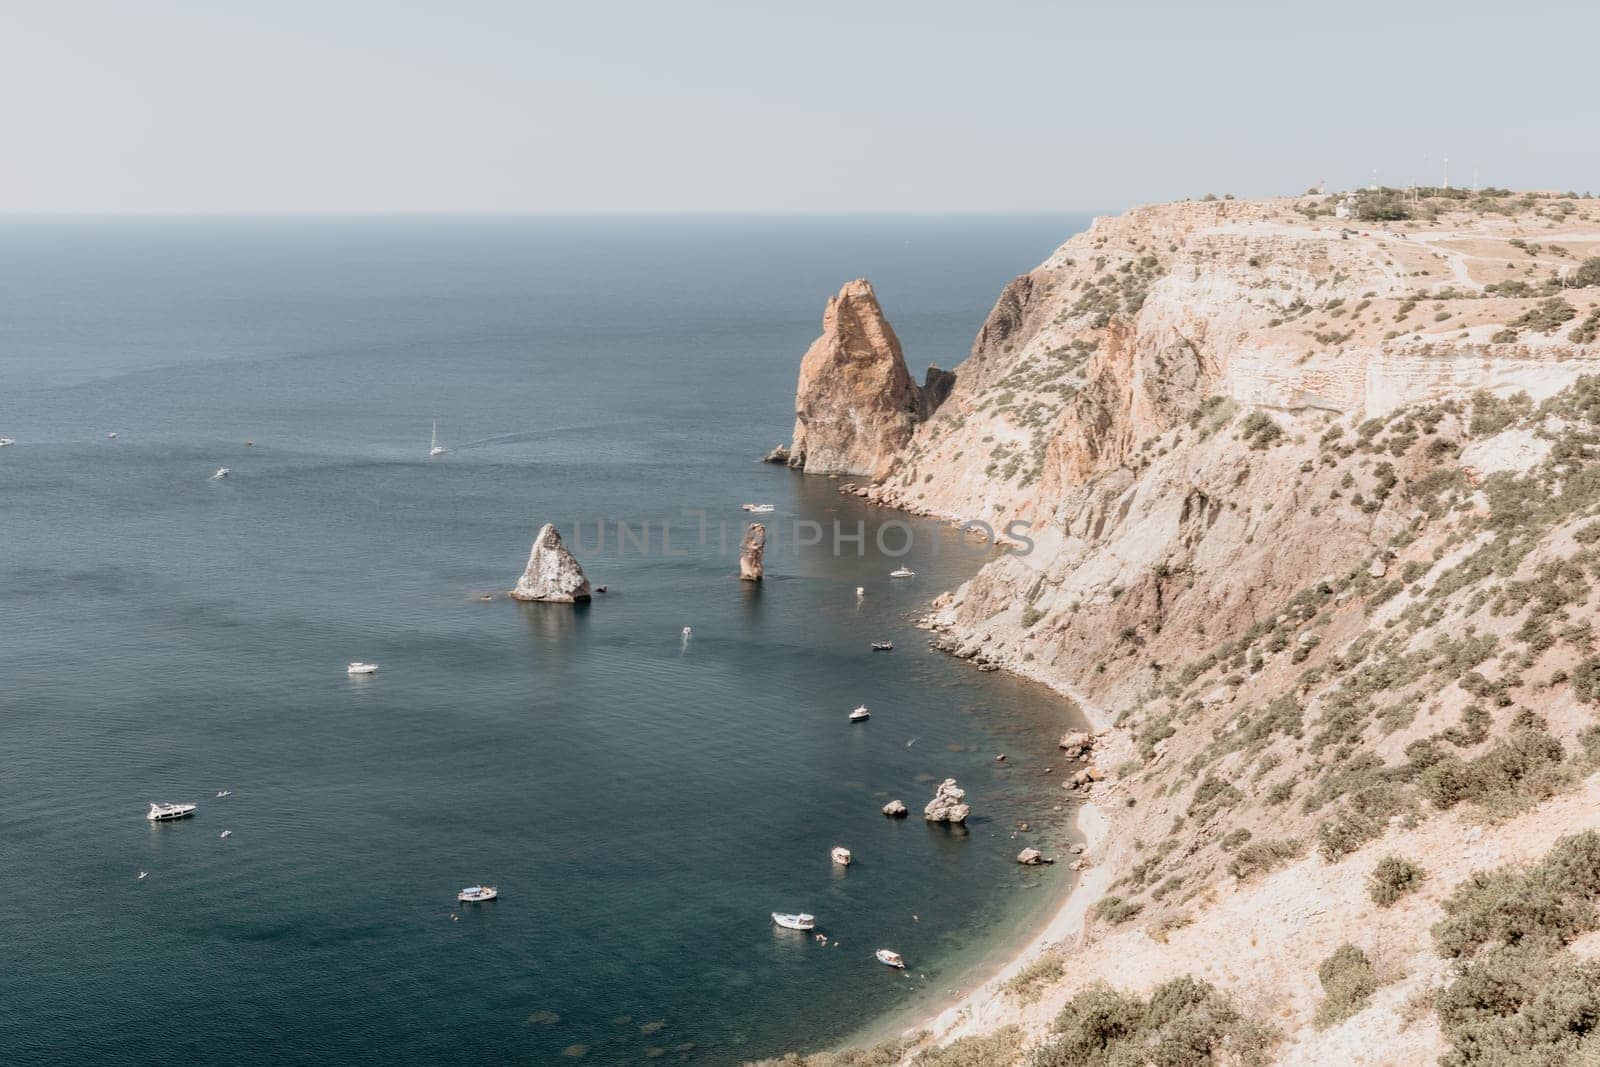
[740,503,775,513]
[849,706,870,723]
[831,846,852,867]
[347,661,379,675]
[0,437,13,447]
[219,830,233,839]
[458,885,498,903]
[211,467,230,479]
[478,594,493,602]
[137,871,148,880]
[681,626,692,638]
[889,567,914,578]
[107,432,118,439]
[876,949,906,969]
[147,802,197,822]
[855,587,865,597]
[871,641,893,651]
[215,790,232,798]
[429,419,447,457]
[772,912,816,931]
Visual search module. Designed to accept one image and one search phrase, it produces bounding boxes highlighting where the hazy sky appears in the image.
[3,1,1595,213]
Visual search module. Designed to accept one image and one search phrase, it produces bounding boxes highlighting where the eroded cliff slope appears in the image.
[769,189,1600,1067]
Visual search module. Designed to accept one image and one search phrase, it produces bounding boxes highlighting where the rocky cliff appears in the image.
[767,190,1600,1067]
[783,278,951,480]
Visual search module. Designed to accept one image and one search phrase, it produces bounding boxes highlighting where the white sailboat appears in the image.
[429,419,447,457]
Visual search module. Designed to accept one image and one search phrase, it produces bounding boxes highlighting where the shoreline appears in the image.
[810,484,1129,1059]
[901,799,1111,1046]
[840,605,1127,1054]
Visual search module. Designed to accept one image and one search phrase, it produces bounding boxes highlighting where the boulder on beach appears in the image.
[739,523,766,581]
[1058,730,1094,759]
[882,799,908,818]
[510,524,592,603]
[923,778,970,824]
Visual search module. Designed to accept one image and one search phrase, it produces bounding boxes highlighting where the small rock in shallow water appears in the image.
[882,799,908,817]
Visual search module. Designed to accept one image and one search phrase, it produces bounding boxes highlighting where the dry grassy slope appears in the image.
[838,192,1600,1065]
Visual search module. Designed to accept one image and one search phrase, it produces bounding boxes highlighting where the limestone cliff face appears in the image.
[786,279,947,481]
[510,523,591,602]
[868,196,1600,712]
[781,194,1600,1065]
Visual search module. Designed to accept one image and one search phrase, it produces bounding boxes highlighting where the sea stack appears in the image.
[923,778,970,824]
[739,523,766,581]
[510,523,592,603]
[782,279,950,480]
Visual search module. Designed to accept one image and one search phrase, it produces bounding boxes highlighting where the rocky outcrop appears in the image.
[763,444,790,465]
[510,523,591,603]
[1058,731,1095,760]
[923,778,970,824]
[1017,848,1051,866]
[882,799,908,818]
[785,279,949,480]
[739,523,766,581]
[921,365,958,418]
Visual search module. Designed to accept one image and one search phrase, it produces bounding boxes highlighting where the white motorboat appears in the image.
[215,790,232,798]
[855,587,865,597]
[889,567,914,578]
[211,467,230,479]
[347,661,379,675]
[219,830,233,839]
[147,802,197,822]
[681,626,692,638]
[876,949,906,969]
[458,885,498,903]
[429,419,447,457]
[831,846,852,867]
[871,641,893,651]
[849,705,870,723]
[107,432,118,439]
[772,912,816,931]
[0,437,13,447]
[740,503,775,513]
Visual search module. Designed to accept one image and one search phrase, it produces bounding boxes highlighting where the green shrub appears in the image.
[1314,944,1379,1029]
[1093,895,1144,926]
[914,1027,1023,1067]
[1368,855,1427,907]
[1240,411,1284,450]
[1435,945,1600,1067]
[1227,837,1304,880]
[1433,831,1600,959]
[1031,976,1276,1067]
[1003,953,1066,1004]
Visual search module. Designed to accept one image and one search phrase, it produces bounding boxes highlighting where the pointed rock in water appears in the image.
[510,523,591,603]
[783,279,950,480]
[923,778,970,824]
[739,523,766,581]
[763,444,790,465]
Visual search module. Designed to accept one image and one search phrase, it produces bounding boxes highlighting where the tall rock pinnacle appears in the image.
[510,523,592,602]
[785,279,950,481]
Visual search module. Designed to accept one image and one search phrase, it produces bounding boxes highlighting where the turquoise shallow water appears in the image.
[0,215,1091,1065]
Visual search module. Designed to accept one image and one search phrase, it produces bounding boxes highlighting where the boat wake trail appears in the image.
[445,425,594,452]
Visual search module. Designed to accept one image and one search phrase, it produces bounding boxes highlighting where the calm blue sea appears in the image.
[0,214,1091,1065]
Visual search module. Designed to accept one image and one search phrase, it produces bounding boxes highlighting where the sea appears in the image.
[0,213,1093,1065]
